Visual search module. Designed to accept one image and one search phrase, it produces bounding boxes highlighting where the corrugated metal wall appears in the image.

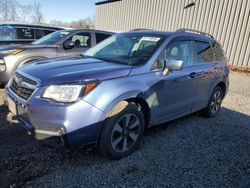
[96,0,250,69]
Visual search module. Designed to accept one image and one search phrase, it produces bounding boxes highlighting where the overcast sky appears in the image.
[21,0,96,22]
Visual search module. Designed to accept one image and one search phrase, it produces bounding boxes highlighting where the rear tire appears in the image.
[98,101,145,160]
[203,86,223,117]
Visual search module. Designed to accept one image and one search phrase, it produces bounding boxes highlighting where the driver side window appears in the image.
[166,40,193,65]
[66,32,91,48]
[152,40,193,71]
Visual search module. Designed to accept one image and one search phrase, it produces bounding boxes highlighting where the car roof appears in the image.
[0,22,63,30]
[65,29,115,34]
[123,30,172,37]
[124,29,215,42]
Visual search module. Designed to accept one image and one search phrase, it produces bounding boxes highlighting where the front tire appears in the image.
[203,86,223,117]
[98,101,145,160]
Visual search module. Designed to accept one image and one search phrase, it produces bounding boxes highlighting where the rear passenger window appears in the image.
[212,41,225,61]
[34,29,44,39]
[195,41,214,63]
[96,33,111,43]
[16,28,35,40]
[44,30,54,36]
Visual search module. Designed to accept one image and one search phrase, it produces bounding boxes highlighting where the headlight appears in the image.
[0,59,6,72]
[42,82,98,103]
[11,49,23,55]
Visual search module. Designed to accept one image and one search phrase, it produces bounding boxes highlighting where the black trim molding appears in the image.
[95,0,122,6]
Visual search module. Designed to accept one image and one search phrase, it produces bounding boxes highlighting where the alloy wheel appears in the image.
[111,113,140,152]
[210,90,222,114]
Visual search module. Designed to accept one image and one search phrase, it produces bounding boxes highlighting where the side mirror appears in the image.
[163,59,184,75]
[63,41,74,49]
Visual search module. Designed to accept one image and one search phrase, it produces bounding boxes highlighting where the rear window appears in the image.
[44,30,54,36]
[96,33,112,43]
[212,41,225,61]
[35,29,55,39]
[195,41,214,63]
[16,28,35,40]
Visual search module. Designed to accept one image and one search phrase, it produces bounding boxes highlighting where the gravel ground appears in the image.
[0,72,250,188]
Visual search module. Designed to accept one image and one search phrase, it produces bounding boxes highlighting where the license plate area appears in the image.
[7,97,17,116]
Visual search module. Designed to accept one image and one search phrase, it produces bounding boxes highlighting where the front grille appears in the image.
[15,72,37,85]
[10,73,37,100]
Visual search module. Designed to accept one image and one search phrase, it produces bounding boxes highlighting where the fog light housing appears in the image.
[0,59,6,72]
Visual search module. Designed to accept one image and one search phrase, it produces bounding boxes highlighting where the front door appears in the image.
[58,32,92,57]
[151,40,196,123]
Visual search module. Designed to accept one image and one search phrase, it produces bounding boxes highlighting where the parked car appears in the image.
[0,23,62,46]
[0,29,114,84]
[5,29,230,159]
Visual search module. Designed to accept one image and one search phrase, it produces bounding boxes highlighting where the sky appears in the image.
[21,0,96,23]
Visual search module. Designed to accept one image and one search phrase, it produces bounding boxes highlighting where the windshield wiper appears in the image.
[83,55,123,64]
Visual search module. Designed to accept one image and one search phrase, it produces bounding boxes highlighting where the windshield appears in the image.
[32,30,70,45]
[84,33,164,65]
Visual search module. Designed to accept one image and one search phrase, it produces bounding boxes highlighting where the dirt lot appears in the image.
[0,72,250,187]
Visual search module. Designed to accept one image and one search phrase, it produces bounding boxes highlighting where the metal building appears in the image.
[95,0,250,70]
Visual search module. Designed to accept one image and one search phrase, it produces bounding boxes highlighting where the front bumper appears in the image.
[5,86,107,149]
[0,55,19,84]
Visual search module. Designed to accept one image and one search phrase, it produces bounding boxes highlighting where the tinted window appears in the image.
[96,33,111,43]
[16,28,35,40]
[34,29,44,39]
[195,41,214,63]
[67,33,91,47]
[32,30,71,45]
[166,40,193,65]
[44,30,54,36]
[212,41,225,61]
[0,25,16,41]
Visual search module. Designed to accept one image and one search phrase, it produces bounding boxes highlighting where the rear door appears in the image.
[190,40,217,111]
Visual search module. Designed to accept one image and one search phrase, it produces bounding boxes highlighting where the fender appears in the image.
[208,68,229,99]
[83,75,155,114]
[104,90,142,114]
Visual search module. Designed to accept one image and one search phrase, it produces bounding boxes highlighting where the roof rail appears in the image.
[130,28,152,31]
[176,28,214,38]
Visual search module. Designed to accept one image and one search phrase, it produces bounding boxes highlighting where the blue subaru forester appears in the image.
[5,29,229,159]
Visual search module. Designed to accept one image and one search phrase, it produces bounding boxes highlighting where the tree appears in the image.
[31,2,43,24]
[0,0,20,21]
[19,4,32,22]
[0,0,10,20]
[9,0,19,21]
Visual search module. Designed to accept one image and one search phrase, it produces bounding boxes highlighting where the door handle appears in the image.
[189,71,204,79]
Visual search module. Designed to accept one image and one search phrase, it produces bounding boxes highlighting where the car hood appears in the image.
[19,56,133,86]
[0,44,20,51]
[0,44,56,53]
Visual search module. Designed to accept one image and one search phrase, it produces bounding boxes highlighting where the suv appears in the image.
[0,23,62,46]
[5,29,230,159]
[0,29,114,84]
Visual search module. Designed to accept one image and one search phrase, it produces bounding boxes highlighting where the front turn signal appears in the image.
[83,82,98,94]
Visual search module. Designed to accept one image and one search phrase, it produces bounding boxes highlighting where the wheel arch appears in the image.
[216,81,226,98]
[104,91,151,128]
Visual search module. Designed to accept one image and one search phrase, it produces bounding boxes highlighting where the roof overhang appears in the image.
[95,0,122,6]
